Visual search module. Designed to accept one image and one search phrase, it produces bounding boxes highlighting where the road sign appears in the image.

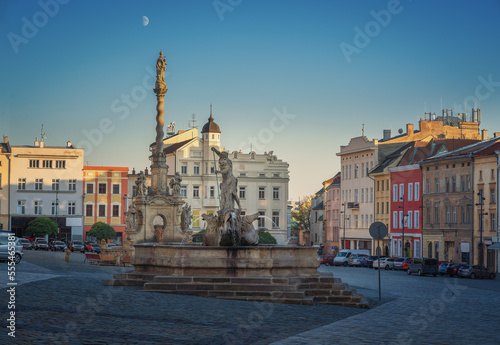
[369,222,388,240]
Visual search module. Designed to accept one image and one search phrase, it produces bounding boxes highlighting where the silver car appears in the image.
[0,233,23,264]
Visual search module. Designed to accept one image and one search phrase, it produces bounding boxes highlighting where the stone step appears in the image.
[219,296,314,306]
[104,279,147,287]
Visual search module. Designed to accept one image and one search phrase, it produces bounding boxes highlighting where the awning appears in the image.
[487,243,500,250]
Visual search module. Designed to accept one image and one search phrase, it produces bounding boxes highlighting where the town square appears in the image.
[1,1,500,344]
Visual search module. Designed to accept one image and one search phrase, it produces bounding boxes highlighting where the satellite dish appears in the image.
[398,128,403,134]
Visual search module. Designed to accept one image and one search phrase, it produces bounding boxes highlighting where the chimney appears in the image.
[3,136,8,144]
[132,168,136,175]
[478,108,481,123]
[145,167,149,175]
[406,124,414,135]
[494,132,500,138]
[482,129,488,141]
[34,137,39,147]
[383,129,391,141]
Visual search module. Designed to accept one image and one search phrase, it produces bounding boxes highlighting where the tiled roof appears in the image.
[163,139,197,155]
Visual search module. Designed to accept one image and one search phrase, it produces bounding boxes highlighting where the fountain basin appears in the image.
[131,243,320,277]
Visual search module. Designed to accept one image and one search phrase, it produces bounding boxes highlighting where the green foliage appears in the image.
[258,231,277,245]
[87,222,116,241]
[26,217,59,237]
[291,196,312,232]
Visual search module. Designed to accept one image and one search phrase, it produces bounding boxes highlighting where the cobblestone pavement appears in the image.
[0,251,365,344]
[2,252,500,344]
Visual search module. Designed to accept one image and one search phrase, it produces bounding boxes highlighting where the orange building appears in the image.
[83,166,129,244]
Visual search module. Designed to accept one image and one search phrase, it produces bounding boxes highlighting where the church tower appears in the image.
[202,105,221,175]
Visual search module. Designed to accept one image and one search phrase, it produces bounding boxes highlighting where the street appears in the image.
[1,251,499,344]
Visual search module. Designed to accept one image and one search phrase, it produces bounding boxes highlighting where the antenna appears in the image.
[189,114,197,129]
[40,124,46,142]
[362,123,365,136]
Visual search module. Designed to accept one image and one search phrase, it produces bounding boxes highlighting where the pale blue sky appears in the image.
[1,0,500,200]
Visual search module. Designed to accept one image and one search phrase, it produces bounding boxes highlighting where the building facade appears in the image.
[0,138,11,230]
[324,173,340,255]
[9,138,84,241]
[83,166,129,244]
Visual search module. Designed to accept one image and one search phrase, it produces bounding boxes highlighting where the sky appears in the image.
[1,0,500,201]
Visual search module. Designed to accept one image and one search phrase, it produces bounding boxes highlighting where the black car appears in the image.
[90,244,101,253]
[51,241,67,251]
[69,240,85,252]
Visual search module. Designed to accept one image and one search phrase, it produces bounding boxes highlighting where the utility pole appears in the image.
[475,191,487,277]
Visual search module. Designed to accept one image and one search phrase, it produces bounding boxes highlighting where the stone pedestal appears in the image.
[150,152,169,195]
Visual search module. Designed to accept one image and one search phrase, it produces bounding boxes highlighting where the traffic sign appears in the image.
[369,222,388,240]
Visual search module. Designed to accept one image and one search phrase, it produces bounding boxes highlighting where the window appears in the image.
[86,204,93,217]
[415,182,420,201]
[434,178,439,193]
[354,189,358,202]
[354,164,358,178]
[193,186,200,198]
[273,187,279,200]
[361,188,364,203]
[180,186,187,197]
[377,202,380,214]
[52,179,60,191]
[451,177,456,192]
[362,163,365,177]
[35,178,43,190]
[408,183,413,201]
[86,183,94,194]
[18,178,26,190]
[193,164,200,175]
[68,201,76,215]
[414,240,420,258]
[407,211,413,229]
[426,179,430,194]
[17,200,26,214]
[181,165,187,175]
[258,211,265,228]
[466,175,471,190]
[446,207,450,224]
[34,200,42,215]
[98,183,106,194]
[414,210,420,229]
[426,208,431,224]
[210,186,215,198]
[29,159,39,168]
[69,179,77,191]
[210,166,215,174]
[370,188,373,202]
[393,184,398,201]
[393,211,398,229]
[479,170,483,180]
[112,184,120,194]
[460,176,466,191]
[258,187,265,199]
[452,207,456,223]
[377,180,380,192]
[272,211,279,228]
[98,204,106,217]
[112,205,119,217]
[51,200,59,215]
[55,160,65,169]
[445,178,450,193]
[399,211,403,228]
[239,186,246,199]
[434,206,440,224]
[355,215,358,228]
[43,160,52,168]
[491,189,496,204]
[492,214,496,231]
[399,184,404,201]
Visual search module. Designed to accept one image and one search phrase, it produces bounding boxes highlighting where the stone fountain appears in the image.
[104,52,369,308]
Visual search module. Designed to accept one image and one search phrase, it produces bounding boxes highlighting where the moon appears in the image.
[142,16,149,27]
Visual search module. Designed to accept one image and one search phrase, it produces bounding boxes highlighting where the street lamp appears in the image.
[341,203,347,249]
[475,192,488,277]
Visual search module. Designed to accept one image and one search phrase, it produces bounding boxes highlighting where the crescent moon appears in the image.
[142,16,149,27]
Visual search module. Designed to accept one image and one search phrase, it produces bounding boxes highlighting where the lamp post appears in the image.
[475,192,488,277]
[341,203,347,249]
[398,196,407,257]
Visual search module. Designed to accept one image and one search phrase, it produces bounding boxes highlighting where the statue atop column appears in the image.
[155,51,167,91]
[136,171,147,196]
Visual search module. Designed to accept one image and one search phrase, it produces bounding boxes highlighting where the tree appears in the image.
[87,222,116,242]
[291,196,312,233]
[26,217,59,237]
[258,231,277,245]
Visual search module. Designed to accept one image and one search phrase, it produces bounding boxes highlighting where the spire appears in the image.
[210,103,213,120]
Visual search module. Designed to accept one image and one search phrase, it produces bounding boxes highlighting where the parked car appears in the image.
[319,256,335,266]
[373,257,395,270]
[90,244,101,253]
[19,238,33,250]
[361,255,378,268]
[50,241,67,251]
[333,249,370,266]
[348,254,368,267]
[446,263,465,277]
[393,257,406,270]
[34,238,49,251]
[438,262,455,275]
[69,240,85,252]
[0,233,23,264]
[401,258,412,270]
[407,258,438,276]
[457,265,496,279]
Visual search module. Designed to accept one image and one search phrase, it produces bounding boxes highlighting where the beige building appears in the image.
[159,115,290,244]
[9,137,84,241]
[324,173,341,255]
[0,137,11,230]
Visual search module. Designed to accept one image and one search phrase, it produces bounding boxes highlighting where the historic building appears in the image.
[310,187,325,247]
[9,137,84,241]
[0,137,11,230]
[83,166,129,243]
[159,114,290,244]
[324,172,341,256]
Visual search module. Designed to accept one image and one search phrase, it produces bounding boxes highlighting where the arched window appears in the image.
[428,242,433,258]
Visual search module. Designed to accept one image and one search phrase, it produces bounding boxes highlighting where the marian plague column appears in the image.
[151,51,169,195]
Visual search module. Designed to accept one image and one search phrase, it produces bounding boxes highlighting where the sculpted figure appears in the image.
[180,204,191,232]
[212,147,241,211]
[156,51,166,82]
[136,172,147,196]
[201,213,220,246]
[126,204,137,231]
[169,172,182,197]
[240,213,265,246]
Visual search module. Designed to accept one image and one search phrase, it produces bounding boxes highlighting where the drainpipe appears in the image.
[470,153,474,265]
[7,153,11,231]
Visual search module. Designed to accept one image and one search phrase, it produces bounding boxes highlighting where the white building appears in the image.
[9,137,84,241]
[159,114,290,244]
[0,137,11,230]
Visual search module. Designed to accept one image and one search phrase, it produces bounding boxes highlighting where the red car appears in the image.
[401,258,412,270]
[319,256,335,266]
[446,263,465,277]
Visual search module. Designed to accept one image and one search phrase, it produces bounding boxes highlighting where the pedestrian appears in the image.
[64,247,71,263]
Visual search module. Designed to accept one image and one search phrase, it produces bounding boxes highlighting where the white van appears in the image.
[333,249,370,266]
